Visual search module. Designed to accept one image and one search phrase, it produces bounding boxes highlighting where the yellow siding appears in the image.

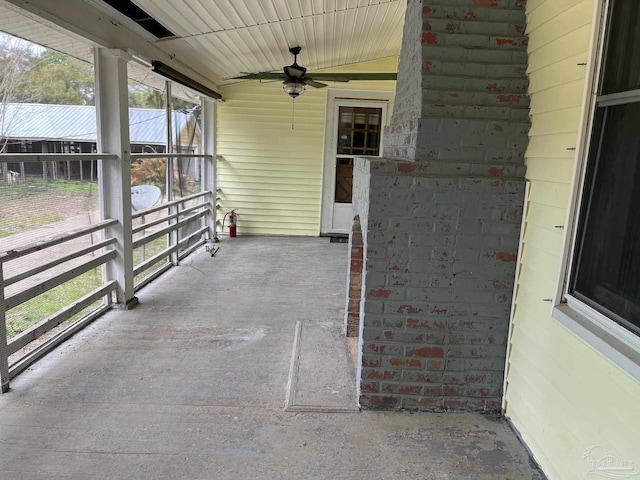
[507,1,640,479]
[215,57,397,236]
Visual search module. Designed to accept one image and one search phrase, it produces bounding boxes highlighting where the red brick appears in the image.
[360,382,379,393]
[427,359,446,371]
[497,94,523,104]
[445,386,463,396]
[495,38,519,47]
[365,343,386,354]
[359,395,382,407]
[369,288,391,298]
[346,325,358,337]
[407,318,447,330]
[395,305,424,314]
[486,82,507,92]
[365,370,398,381]
[465,374,487,383]
[397,162,419,174]
[457,320,475,329]
[470,347,488,357]
[489,166,505,177]
[444,398,486,410]
[415,397,442,408]
[492,280,510,290]
[398,385,422,395]
[495,251,517,262]
[424,385,443,396]
[406,347,444,358]
[407,358,422,368]
[421,32,438,44]
[362,356,381,368]
[446,22,461,33]
[348,298,360,313]
[430,306,448,315]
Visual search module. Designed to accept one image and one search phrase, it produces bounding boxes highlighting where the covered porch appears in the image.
[0,237,543,479]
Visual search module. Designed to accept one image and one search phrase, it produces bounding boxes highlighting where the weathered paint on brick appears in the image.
[350,0,529,413]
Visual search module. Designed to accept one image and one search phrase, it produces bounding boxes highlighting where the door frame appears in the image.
[320,89,394,235]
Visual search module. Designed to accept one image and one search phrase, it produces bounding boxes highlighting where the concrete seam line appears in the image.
[284,320,361,414]
[286,405,361,414]
[284,320,303,410]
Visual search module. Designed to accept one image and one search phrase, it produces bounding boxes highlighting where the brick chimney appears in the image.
[346,0,529,411]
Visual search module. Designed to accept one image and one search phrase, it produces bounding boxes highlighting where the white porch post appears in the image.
[201,97,216,239]
[0,266,9,392]
[165,81,179,266]
[94,48,137,308]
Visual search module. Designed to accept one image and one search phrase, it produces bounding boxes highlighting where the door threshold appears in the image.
[329,236,348,243]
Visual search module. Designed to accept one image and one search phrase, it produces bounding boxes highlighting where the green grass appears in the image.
[2,179,102,339]
[0,179,98,239]
[3,178,202,342]
[134,236,170,283]
[5,240,173,339]
[0,178,95,198]
[6,268,103,338]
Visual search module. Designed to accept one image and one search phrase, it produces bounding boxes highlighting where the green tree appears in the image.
[0,34,37,159]
[128,81,197,111]
[17,50,94,105]
[129,83,165,108]
[0,35,35,104]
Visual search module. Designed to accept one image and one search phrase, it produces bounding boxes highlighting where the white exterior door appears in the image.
[321,91,392,235]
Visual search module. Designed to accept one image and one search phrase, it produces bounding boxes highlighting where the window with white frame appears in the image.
[569,0,640,337]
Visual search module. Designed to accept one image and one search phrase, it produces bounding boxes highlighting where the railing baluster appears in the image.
[0,150,216,390]
[0,262,9,392]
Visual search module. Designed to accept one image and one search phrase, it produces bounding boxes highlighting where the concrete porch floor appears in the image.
[0,237,544,479]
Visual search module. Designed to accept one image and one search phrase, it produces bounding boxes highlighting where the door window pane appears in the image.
[334,106,383,203]
[336,107,382,156]
[335,157,353,203]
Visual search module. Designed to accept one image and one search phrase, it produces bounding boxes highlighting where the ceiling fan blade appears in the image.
[306,75,349,83]
[306,79,328,88]
[307,72,397,81]
[230,72,286,80]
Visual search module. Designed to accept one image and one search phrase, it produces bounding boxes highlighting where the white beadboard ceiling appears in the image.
[0,0,405,95]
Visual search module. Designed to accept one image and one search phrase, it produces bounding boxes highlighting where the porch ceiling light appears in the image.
[151,61,222,100]
[283,79,305,99]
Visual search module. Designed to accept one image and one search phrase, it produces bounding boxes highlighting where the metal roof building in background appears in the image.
[0,103,197,146]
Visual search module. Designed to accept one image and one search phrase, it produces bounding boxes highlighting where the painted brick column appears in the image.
[351,0,529,412]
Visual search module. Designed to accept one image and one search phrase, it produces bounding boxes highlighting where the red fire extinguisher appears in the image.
[226,209,238,237]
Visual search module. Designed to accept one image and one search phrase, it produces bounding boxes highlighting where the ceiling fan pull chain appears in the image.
[291,98,295,130]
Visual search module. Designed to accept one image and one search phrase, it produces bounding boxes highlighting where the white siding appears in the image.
[506,1,640,479]
[215,57,397,236]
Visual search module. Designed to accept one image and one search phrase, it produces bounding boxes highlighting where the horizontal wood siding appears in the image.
[507,1,640,479]
[216,57,397,236]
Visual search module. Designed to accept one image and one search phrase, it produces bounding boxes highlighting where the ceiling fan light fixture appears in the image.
[283,80,305,99]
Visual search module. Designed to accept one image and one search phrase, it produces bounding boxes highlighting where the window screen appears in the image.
[571,0,640,335]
